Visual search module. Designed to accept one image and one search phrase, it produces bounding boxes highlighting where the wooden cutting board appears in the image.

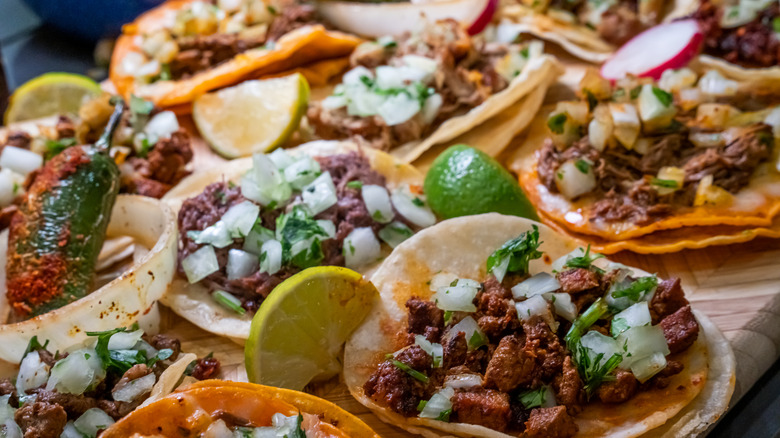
[162,115,780,436]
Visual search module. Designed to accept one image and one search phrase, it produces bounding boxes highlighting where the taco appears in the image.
[510,66,780,243]
[102,380,379,437]
[687,0,780,86]
[0,324,215,438]
[162,139,436,339]
[110,0,362,109]
[497,0,690,63]
[306,19,563,163]
[344,213,736,437]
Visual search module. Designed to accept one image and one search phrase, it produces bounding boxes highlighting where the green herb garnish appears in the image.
[651,178,678,189]
[651,86,673,107]
[547,113,567,134]
[518,387,547,409]
[629,86,642,99]
[611,275,658,301]
[487,225,543,278]
[390,359,429,383]
[44,137,77,160]
[575,159,590,174]
[564,245,604,271]
[346,180,363,190]
[584,89,598,111]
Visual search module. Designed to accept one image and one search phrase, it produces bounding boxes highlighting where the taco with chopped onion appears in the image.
[685,0,780,87]
[343,213,735,437]
[101,380,379,437]
[110,0,362,110]
[0,324,215,438]
[306,19,563,163]
[162,139,436,339]
[497,0,690,63]
[509,66,780,246]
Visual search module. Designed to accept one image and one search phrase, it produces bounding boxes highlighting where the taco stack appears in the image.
[344,214,736,437]
[110,0,362,110]
[510,66,780,253]
[162,139,438,338]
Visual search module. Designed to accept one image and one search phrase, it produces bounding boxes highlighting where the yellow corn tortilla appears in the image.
[343,213,735,437]
[161,140,425,340]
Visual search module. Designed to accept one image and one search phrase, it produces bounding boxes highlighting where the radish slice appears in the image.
[317,0,492,38]
[467,0,498,35]
[601,20,703,81]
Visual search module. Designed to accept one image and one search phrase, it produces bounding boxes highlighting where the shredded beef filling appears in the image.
[537,125,773,225]
[307,19,509,151]
[363,267,699,436]
[547,0,647,46]
[691,0,780,68]
[177,152,400,312]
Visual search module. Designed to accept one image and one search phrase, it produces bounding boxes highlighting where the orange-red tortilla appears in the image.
[102,380,380,438]
[110,0,362,109]
[509,110,780,242]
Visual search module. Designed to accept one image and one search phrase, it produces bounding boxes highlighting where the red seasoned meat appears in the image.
[14,401,67,438]
[363,361,427,416]
[396,345,433,371]
[29,389,98,418]
[596,4,644,46]
[484,335,535,392]
[191,357,222,380]
[406,298,444,338]
[451,389,512,432]
[524,406,578,438]
[660,305,699,354]
[146,334,182,361]
[0,378,17,406]
[478,313,520,339]
[552,356,583,410]
[557,268,599,294]
[122,129,193,198]
[481,276,513,300]
[443,331,468,369]
[649,278,689,323]
[597,369,638,403]
[169,32,266,80]
[4,131,32,149]
[523,317,566,382]
[266,1,318,41]
[644,360,684,389]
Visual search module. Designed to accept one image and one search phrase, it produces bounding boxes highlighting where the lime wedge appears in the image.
[424,144,538,220]
[5,73,102,124]
[193,73,310,158]
[245,266,378,391]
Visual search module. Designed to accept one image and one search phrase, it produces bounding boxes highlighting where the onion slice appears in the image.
[601,20,703,81]
[0,196,177,363]
[316,0,492,38]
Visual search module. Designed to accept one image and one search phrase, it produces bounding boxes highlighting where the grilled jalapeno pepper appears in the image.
[6,99,125,319]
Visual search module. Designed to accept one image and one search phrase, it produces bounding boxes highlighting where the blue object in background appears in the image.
[21,0,164,42]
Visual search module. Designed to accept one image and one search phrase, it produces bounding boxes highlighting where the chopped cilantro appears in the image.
[372,210,385,221]
[652,86,673,107]
[417,400,428,411]
[443,310,454,325]
[468,331,488,350]
[44,137,77,160]
[22,336,49,358]
[518,387,547,409]
[774,17,780,33]
[267,5,278,14]
[138,137,153,158]
[276,206,329,269]
[574,159,590,174]
[547,113,567,134]
[346,180,363,190]
[436,409,452,422]
[520,47,530,58]
[412,197,425,207]
[565,245,604,271]
[129,95,154,129]
[629,86,642,99]
[85,327,173,373]
[611,275,658,301]
[556,171,564,180]
[651,178,678,189]
[390,359,429,383]
[487,225,543,278]
[584,89,598,111]
[290,414,306,438]
[158,63,172,81]
[572,338,623,396]
[612,88,626,100]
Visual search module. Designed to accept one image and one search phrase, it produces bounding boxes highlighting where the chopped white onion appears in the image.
[243,225,274,255]
[419,387,455,419]
[271,413,302,436]
[144,111,179,142]
[136,59,161,78]
[259,239,283,275]
[378,221,414,248]
[226,249,259,280]
[119,51,145,76]
[638,84,676,124]
[609,103,640,149]
[0,146,42,176]
[60,422,82,438]
[547,293,577,322]
[202,419,233,438]
[432,280,479,313]
[181,245,220,284]
[242,153,292,206]
[268,148,295,170]
[658,68,697,93]
[190,220,233,248]
[630,351,667,383]
[107,329,144,350]
[555,159,597,200]
[402,55,438,74]
[283,156,321,190]
[414,335,443,368]
[343,66,373,86]
[2,420,22,438]
[377,93,421,126]
[16,351,50,394]
[444,316,486,351]
[429,272,460,292]
[610,302,652,337]
[362,185,394,224]
[444,373,483,389]
[73,408,116,438]
[343,227,381,269]
[316,219,336,239]
[551,248,585,272]
[616,325,670,368]
[515,295,558,330]
[421,93,443,125]
[511,273,561,299]
[0,168,20,207]
[221,201,260,238]
[321,95,348,110]
[698,70,739,96]
[46,349,103,395]
[391,185,436,228]
[764,106,780,139]
[580,331,622,368]
[302,171,338,215]
[112,372,156,403]
[0,395,15,423]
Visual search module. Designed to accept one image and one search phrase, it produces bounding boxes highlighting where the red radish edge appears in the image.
[601,19,704,81]
[467,0,499,35]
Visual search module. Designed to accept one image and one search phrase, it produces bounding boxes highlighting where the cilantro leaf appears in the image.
[574,159,590,174]
[571,339,623,396]
[547,113,567,134]
[584,89,598,111]
[275,206,329,269]
[487,226,543,280]
[518,387,547,409]
[23,336,50,358]
[650,178,678,189]
[651,87,673,107]
[44,137,77,160]
[436,408,452,422]
[564,245,604,271]
[289,414,306,438]
[129,95,154,129]
[611,275,658,301]
[629,86,642,99]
